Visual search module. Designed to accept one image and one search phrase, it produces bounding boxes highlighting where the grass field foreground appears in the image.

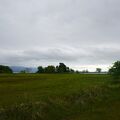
[0,74,120,120]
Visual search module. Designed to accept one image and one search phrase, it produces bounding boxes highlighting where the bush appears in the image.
[0,65,13,74]
[109,61,120,80]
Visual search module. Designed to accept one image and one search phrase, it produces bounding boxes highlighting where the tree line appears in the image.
[0,61,120,80]
[0,63,75,74]
[37,63,75,73]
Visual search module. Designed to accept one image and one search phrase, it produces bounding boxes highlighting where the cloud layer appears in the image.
[0,0,120,71]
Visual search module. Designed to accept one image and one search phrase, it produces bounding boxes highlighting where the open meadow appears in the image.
[0,74,120,120]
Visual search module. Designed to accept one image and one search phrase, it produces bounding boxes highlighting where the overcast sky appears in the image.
[0,0,120,71]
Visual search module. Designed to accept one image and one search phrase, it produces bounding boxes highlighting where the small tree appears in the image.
[69,69,75,73]
[20,70,26,74]
[82,69,89,73]
[37,66,44,73]
[109,61,120,80]
[96,68,102,73]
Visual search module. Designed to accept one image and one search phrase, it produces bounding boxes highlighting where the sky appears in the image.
[0,0,120,71]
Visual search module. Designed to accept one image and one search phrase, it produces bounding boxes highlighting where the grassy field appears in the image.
[0,74,120,120]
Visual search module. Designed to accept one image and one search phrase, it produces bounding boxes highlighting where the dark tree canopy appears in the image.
[0,65,13,74]
[109,61,120,79]
[56,63,67,73]
[44,66,55,73]
[37,66,44,73]
[96,68,102,73]
[37,63,75,74]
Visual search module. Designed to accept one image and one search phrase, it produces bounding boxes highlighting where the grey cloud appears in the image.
[0,47,120,69]
[0,0,120,71]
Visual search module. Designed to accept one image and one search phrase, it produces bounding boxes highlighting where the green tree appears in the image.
[57,63,67,73]
[37,66,44,73]
[0,65,13,74]
[44,65,55,73]
[96,68,102,73]
[69,69,75,73]
[109,61,120,79]
[76,70,80,74]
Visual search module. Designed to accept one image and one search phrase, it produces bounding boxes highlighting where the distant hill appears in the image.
[10,66,37,73]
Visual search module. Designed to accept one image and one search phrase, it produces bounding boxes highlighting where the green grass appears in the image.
[0,74,120,120]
